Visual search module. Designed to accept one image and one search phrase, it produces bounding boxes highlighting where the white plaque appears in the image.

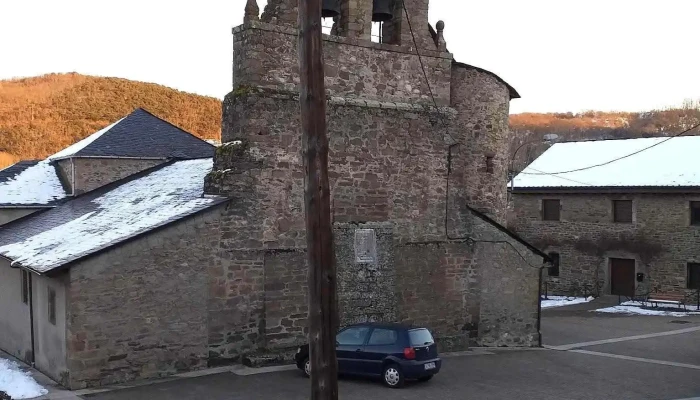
[354,229,377,263]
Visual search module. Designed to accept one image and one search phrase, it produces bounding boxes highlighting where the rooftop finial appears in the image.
[436,20,446,51]
[244,0,260,23]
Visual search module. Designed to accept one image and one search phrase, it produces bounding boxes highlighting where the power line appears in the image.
[520,122,700,176]
[400,2,440,111]
[526,167,594,186]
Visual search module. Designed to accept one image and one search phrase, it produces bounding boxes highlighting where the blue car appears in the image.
[294,322,441,388]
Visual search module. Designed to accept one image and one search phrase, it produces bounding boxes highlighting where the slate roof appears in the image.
[48,108,215,161]
[0,159,227,274]
[0,160,40,184]
[513,136,700,190]
[0,160,68,207]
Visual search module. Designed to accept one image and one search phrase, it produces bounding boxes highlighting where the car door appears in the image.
[359,328,400,376]
[335,326,371,375]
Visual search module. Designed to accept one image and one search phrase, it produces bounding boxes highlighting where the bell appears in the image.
[372,0,394,22]
[322,0,341,18]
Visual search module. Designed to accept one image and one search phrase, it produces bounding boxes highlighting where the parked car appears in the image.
[294,322,441,388]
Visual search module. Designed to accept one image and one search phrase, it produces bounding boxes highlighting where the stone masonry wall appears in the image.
[72,158,165,195]
[450,65,512,225]
[512,192,700,296]
[65,207,223,389]
[395,242,473,350]
[335,222,397,326]
[232,21,452,106]
[470,212,542,347]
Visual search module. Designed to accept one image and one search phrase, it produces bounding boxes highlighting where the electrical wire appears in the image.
[401,2,551,269]
[525,167,594,186]
[520,122,700,176]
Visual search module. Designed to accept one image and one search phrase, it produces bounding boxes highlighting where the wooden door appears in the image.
[610,258,635,297]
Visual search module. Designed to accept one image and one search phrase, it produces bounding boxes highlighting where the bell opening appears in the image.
[371,22,383,43]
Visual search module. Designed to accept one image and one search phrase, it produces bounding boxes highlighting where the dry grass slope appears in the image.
[0,73,221,168]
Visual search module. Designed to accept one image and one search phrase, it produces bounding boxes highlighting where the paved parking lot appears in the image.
[84,299,700,400]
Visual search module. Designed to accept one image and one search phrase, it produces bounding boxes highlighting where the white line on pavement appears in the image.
[570,349,700,370]
[545,325,700,350]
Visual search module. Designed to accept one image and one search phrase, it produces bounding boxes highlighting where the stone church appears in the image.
[0,0,547,390]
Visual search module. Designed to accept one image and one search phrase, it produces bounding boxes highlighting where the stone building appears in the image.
[0,0,548,390]
[203,0,547,365]
[511,137,700,299]
[0,110,224,389]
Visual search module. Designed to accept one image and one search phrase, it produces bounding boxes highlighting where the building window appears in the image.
[542,199,560,221]
[48,287,56,326]
[613,200,633,223]
[688,263,700,290]
[21,270,29,305]
[691,202,700,226]
[548,253,560,277]
[485,156,494,173]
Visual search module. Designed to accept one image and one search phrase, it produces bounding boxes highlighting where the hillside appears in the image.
[0,73,222,168]
[2,73,698,174]
[509,100,700,172]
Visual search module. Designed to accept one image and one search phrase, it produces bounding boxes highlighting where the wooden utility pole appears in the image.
[298,0,339,399]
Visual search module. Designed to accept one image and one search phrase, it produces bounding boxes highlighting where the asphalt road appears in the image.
[85,299,700,400]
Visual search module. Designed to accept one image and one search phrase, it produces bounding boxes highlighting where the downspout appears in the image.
[70,157,76,196]
[28,271,36,366]
[537,262,547,347]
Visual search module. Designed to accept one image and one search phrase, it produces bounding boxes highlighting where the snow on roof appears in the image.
[48,118,123,160]
[513,136,700,189]
[0,158,226,273]
[0,160,67,206]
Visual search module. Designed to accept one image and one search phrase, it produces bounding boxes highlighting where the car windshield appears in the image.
[408,328,434,346]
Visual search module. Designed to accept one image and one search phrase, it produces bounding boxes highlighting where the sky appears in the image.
[1,0,699,114]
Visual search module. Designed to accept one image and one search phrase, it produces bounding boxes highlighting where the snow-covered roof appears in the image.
[47,108,215,161]
[0,158,227,273]
[0,160,67,206]
[513,136,700,189]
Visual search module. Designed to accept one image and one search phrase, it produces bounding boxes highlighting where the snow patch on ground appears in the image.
[0,160,66,205]
[0,358,47,399]
[541,296,594,309]
[595,301,700,317]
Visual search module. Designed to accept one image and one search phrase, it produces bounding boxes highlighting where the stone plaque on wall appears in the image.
[354,229,377,263]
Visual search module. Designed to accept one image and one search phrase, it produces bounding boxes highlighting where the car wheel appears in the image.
[303,358,311,378]
[382,364,404,388]
[418,375,433,382]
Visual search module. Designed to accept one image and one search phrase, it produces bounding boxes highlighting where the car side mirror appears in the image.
[335,341,340,347]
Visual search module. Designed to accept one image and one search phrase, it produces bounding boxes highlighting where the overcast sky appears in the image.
[1,0,698,114]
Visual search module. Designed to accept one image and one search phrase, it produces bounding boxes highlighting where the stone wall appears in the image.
[232,21,452,106]
[0,208,41,226]
[450,65,512,225]
[0,260,32,362]
[512,192,700,296]
[71,158,164,195]
[65,207,223,389]
[336,222,397,326]
[33,272,69,385]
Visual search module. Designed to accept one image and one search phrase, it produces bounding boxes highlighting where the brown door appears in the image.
[610,258,635,297]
